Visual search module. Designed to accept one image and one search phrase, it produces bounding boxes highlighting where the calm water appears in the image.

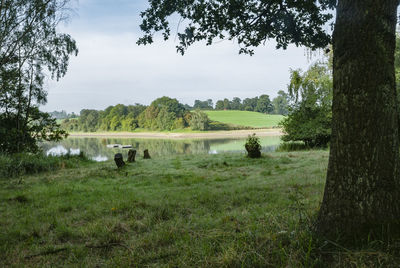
[41,136,282,161]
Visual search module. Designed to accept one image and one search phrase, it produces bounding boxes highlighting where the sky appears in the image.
[43,0,317,113]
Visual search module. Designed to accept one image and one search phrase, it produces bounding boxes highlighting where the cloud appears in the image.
[44,1,314,113]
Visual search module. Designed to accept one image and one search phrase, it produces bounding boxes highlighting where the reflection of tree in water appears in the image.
[41,137,280,160]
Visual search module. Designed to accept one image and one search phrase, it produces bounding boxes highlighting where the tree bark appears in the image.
[316,0,400,241]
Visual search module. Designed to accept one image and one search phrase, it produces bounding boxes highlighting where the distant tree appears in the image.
[79,110,100,132]
[231,97,242,110]
[138,105,159,130]
[215,100,224,110]
[272,91,290,115]
[137,97,188,131]
[255,95,273,114]
[183,104,193,110]
[223,98,231,110]
[50,110,68,120]
[242,97,258,111]
[193,100,202,109]
[156,107,176,130]
[190,110,210,131]
[151,96,186,117]
[121,114,138,131]
[193,99,213,110]
[206,99,213,109]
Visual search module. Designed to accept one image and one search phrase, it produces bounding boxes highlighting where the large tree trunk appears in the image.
[316,0,400,240]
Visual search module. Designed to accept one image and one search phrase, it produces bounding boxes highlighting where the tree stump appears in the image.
[143,149,151,159]
[114,153,125,168]
[128,149,136,162]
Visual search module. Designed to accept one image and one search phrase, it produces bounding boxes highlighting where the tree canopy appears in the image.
[138,0,336,55]
[0,0,78,153]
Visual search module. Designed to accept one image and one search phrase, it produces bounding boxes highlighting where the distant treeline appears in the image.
[191,91,289,115]
[61,97,213,132]
[49,110,78,120]
[58,93,288,132]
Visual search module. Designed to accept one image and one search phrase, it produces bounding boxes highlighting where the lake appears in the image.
[41,136,282,161]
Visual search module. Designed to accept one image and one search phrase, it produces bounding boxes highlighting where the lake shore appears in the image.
[68,128,283,139]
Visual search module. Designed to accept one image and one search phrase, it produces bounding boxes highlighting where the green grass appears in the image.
[205,110,285,128]
[1,151,399,267]
[0,153,91,178]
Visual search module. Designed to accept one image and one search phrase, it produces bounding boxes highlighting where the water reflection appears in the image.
[41,136,281,162]
[46,145,81,157]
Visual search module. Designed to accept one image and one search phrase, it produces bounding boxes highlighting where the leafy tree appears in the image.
[0,0,77,153]
[231,97,242,110]
[172,118,185,129]
[79,109,99,132]
[223,98,231,110]
[138,0,400,240]
[121,114,138,131]
[242,97,258,111]
[156,107,176,130]
[215,100,224,110]
[151,96,186,117]
[255,94,273,113]
[193,99,213,110]
[137,97,188,131]
[272,90,290,115]
[190,110,210,131]
[280,61,332,147]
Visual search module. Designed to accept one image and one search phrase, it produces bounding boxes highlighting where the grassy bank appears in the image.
[205,110,285,128]
[1,151,398,266]
[0,153,91,178]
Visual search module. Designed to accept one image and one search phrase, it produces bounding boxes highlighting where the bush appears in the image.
[245,134,261,158]
[280,106,331,148]
[190,110,210,131]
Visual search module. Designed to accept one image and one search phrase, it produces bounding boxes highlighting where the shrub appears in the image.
[190,110,210,131]
[280,106,331,148]
[245,133,261,158]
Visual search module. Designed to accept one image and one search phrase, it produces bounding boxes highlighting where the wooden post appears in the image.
[128,149,136,162]
[143,149,151,159]
[114,153,125,168]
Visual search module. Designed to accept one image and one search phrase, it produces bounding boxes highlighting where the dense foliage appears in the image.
[245,133,262,158]
[62,104,147,132]
[138,0,334,55]
[0,0,77,153]
[60,93,287,132]
[189,110,210,131]
[280,60,332,147]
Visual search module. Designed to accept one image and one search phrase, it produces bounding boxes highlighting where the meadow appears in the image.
[1,151,399,267]
[205,110,285,128]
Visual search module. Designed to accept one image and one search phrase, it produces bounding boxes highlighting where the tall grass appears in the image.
[0,152,90,178]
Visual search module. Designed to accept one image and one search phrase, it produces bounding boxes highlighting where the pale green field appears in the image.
[205,110,285,128]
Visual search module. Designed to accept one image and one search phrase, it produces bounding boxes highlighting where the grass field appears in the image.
[205,110,285,128]
[1,151,399,267]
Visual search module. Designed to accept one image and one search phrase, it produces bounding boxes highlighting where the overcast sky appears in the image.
[43,0,316,113]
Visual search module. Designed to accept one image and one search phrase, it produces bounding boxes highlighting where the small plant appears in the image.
[245,133,261,158]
